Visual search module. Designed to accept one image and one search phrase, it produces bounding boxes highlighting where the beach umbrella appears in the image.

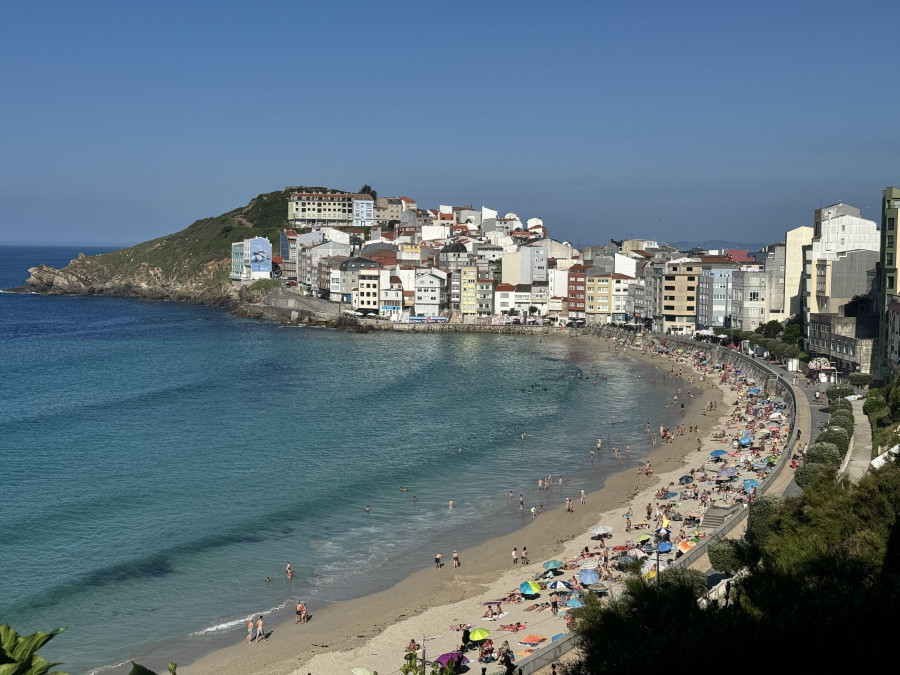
[435,652,468,667]
[547,580,571,590]
[638,533,652,542]
[655,527,670,536]
[743,479,760,488]
[710,449,727,457]
[519,581,540,595]
[657,542,673,553]
[643,570,657,580]
[612,545,629,551]
[590,525,613,536]
[566,598,584,608]
[469,628,490,641]
[542,559,564,570]
[579,568,600,585]
[580,558,599,569]
[627,547,648,559]
[617,554,636,564]
[679,475,693,484]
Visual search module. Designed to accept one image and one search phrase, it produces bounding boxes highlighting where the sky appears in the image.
[1,0,899,247]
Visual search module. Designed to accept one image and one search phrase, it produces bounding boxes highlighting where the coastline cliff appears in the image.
[22,186,339,309]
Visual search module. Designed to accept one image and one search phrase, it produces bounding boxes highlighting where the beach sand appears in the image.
[182,337,732,675]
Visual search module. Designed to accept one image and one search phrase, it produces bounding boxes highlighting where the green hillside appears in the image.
[85,186,346,284]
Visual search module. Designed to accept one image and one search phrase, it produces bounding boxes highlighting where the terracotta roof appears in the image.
[496,283,516,291]
[272,256,284,264]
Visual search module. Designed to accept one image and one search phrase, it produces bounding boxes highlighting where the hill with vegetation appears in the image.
[23,186,349,307]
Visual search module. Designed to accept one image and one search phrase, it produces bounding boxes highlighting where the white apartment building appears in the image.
[288,192,375,230]
[730,267,768,331]
[414,268,448,317]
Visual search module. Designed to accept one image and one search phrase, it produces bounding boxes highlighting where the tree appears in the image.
[528,305,538,316]
[815,427,850,456]
[358,184,377,200]
[850,373,873,388]
[760,319,782,339]
[783,344,800,359]
[782,322,802,346]
[806,442,841,466]
[708,539,747,574]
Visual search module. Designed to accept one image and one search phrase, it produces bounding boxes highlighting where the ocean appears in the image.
[0,246,686,674]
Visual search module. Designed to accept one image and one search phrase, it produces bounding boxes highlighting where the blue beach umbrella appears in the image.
[547,580,571,590]
[520,581,540,595]
[657,542,673,553]
[710,450,727,457]
[542,559,564,570]
[739,436,752,446]
[744,479,760,488]
[566,598,584,608]
[578,569,600,585]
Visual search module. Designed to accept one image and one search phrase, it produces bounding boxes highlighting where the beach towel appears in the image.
[551,633,564,642]
[518,635,548,647]
[485,611,508,621]
[517,649,535,657]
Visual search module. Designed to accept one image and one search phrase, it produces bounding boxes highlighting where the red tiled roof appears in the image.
[495,283,516,291]
[272,256,284,264]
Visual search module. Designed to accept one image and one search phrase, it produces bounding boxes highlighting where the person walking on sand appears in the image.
[512,547,518,564]
[246,619,253,643]
[435,552,442,568]
[580,489,586,505]
[255,615,265,642]
[296,600,303,623]
[453,550,460,568]
[521,546,528,564]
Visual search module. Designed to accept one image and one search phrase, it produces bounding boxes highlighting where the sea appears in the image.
[0,245,689,674]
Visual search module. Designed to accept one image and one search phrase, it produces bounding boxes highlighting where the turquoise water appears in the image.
[0,247,686,674]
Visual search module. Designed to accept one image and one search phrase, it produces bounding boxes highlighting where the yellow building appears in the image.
[460,266,479,316]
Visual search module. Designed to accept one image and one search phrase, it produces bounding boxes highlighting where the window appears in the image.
[889,235,895,248]
[890,276,895,289]
[889,253,895,267]
[890,217,896,231]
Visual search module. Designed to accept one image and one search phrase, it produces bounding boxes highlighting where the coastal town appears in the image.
[229,186,900,380]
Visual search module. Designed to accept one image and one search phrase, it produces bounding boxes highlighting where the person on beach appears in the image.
[531,506,536,518]
[512,547,518,564]
[550,591,559,615]
[453,550,460,568]
[246,619,253,643]
[519,494,524,510]
[435,552,442,568]
[255,615,265,642]
[521,546,528,564]
[581,489,586,505]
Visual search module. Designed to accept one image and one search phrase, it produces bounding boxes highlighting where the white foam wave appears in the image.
[86,658,131,674]
[189,600,291,637]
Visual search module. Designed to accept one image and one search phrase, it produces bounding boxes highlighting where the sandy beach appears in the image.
[182,336,733,675]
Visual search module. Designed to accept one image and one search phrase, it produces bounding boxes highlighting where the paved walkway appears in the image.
[842,398,872,482]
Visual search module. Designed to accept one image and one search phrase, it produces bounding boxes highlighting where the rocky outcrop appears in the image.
[25,256,239,308]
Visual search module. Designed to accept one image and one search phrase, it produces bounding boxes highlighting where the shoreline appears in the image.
[165,336,730,675]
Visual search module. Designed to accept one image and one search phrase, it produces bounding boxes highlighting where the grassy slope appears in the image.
[82,186,346,286]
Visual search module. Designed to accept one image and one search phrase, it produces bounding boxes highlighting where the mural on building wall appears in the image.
[249,237,272,273]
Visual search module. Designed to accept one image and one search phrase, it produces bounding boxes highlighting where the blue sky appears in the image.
[1,0,898,247]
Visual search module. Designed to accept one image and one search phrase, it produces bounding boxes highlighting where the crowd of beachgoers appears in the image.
[183,334,795,675]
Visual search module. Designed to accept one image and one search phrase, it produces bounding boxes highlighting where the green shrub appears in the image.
[826,385,854,400]
[806,442,840,466]
[794,461,837,488]
[828,399,852,414]
[816,427,850,455]
[849,373,873,388]
[707,539,746,574]
[827,416,854,437]
[863,396,887,416]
